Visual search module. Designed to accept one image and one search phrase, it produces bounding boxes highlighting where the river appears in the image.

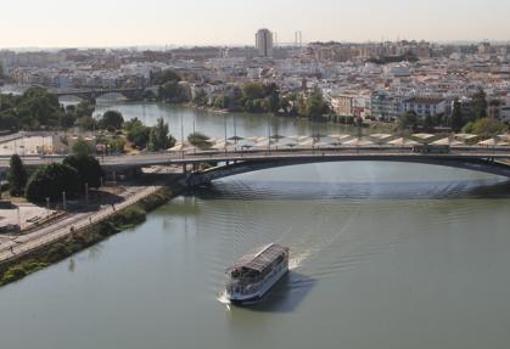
[92,99,373,139]
[1,101,510,349]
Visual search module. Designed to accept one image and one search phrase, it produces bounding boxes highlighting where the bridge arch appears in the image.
[186,156,510,187]
[95,92,129,102]
[54,88,146,102]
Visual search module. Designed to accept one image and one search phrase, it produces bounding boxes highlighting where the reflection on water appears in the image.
[93,101,366,139]
[247,272,317,314]
[195,178,510,201]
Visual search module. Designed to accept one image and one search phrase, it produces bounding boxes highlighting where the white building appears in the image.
[403,97,447,118]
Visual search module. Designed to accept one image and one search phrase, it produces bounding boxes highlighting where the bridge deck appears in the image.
[1,147,510,170]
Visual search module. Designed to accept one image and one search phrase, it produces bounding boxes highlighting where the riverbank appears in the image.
[0,180,185,287]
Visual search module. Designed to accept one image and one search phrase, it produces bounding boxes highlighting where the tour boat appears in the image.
[224,243,289,305]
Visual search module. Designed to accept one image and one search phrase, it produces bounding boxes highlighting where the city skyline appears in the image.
[1,0,509,48]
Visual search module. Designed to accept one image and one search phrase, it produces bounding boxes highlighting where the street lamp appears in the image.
[16,206,21,229]
[224,114,228,153]
[267,114,271,153]
[85,182,89,205]
[233,114,237,151]
[46,197,50,218]
[180,114,184,146]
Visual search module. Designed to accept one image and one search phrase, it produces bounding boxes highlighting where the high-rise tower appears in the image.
[255,29,274,57]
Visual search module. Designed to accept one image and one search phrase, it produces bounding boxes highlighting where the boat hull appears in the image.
[227,266,289,306]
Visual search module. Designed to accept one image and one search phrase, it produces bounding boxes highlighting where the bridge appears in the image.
[50,87,147,102]
[2,146,510,185]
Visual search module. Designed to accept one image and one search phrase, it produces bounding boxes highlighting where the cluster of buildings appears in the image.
[2,31,510,124]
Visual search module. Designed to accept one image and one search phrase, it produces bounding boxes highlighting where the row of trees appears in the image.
[0,86,132,133]
[194,82,331,120]
[151,69,332,120]
[153,69,190,103]
[0,87,96,131]
[122,115,176,151]
[70,109,176,153]
[8,152,103,203]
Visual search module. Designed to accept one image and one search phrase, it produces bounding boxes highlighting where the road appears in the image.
[1,146,510,170]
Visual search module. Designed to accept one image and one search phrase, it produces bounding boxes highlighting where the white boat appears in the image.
[225,243,289,305]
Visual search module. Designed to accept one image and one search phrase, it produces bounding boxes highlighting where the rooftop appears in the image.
[231,243,288,273]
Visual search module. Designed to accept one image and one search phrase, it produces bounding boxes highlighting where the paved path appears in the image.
[0,185,161,264]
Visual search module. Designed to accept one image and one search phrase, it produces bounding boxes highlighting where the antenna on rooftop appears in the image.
[294,31,303,47]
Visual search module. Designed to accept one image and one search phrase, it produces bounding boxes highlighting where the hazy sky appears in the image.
[1,0,509,48]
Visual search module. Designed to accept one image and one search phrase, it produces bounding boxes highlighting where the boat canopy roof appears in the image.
[230,243,288,273]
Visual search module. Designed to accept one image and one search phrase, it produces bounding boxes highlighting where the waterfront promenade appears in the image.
[0,185,163,265]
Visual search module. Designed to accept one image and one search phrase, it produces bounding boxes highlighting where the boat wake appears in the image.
[288,249,312,271]
[217,290,232,310]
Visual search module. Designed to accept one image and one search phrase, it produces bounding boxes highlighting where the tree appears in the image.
[72,138,93,156]
[239,82,281,114]
[463,117,508,137]
[75,101,95,118]
[99,110,124,131]
[398,111,418,131]
[451,99,464,132]
[472,88,488,120]
[0,62,4,79]
[304,88,330,120]
[148,118,176,151]
[8,154,27,197]
[242,82,266,100]
[192,88,208,106]
[60,108,77,129]
[188,132,212,150]
[63,155,103,189]
[108,137,126,154]
[423,114,434,131]
[62,100,96,129]
[265,83,281,113]
[0,112,19,131]
[158,81,190,103]
[0,87,66,131]
[77,115,97,131]
[16,87,64,129]
[25,164,81,203]
[125,118,151,149]
[297,94,308,116]
[152,69,181,85]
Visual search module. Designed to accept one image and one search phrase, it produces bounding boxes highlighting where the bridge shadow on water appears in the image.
[230,271,316,314]
[191,179,510,201]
